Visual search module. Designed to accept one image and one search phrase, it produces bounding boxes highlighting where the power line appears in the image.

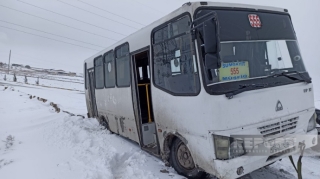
[57,0,139,30]
[0,25,101,51]
[16,0,126,36]
[77,0,146,26]
[0,19,106,48]
[0,4,117,40]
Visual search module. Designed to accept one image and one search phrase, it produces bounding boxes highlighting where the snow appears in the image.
[0,77,320,179]
[0,84,180,179]
[0,73,83,92]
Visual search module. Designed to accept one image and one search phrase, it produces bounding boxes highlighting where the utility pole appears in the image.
[7,50,11,74]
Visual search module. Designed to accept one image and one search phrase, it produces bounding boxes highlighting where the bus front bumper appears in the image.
[209,129,318,179]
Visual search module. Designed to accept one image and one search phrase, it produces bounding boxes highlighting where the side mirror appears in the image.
[205,53,220,69]
[203,19,218,54]
[203,14,221,70]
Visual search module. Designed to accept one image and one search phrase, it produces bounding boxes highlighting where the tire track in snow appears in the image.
[0,136,15,170]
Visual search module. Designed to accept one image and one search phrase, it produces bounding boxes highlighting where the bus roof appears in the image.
[84,1,286,67]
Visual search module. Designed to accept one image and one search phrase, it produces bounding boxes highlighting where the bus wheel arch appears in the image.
[99,115,110,130]
[164,134,205,179]
[162,133,189,164]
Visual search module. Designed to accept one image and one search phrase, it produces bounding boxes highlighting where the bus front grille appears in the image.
[257,117,299,138]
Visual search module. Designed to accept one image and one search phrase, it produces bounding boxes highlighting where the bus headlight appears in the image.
[214,135,229,160]
[213,135,245,160]
[307,112,316,132]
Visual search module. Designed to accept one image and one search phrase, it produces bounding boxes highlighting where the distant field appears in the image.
[0,73,84,91]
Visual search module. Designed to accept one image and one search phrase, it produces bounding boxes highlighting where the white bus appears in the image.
[84,2,318,178]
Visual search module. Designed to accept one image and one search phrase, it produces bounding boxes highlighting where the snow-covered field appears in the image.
[0,73,84,92]
[0,77,320,179]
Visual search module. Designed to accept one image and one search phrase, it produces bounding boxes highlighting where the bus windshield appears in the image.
[218,39,304,82]
[195,9,309,93]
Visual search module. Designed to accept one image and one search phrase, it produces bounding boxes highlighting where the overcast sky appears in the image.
[0,0,319,86]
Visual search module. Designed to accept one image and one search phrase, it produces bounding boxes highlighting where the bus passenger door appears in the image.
[87,69,98,118]
[132,49,159,155]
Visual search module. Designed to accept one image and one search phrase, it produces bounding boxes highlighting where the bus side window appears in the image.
[94,56,104,89]
[104,50,115,88]
[152,15,200,95]
[115,43,130,87]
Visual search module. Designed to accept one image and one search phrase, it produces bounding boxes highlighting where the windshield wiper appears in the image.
[224,71,311,99]
[225,83,269,99]
[269,70,311,83]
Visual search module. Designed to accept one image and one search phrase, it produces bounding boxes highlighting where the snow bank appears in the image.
[0,86,180,179]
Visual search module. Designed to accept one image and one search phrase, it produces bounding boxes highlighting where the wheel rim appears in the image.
[176,142,195,170]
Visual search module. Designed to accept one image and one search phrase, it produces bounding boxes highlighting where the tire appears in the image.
[99,116,109,130]
[169,138,205,179]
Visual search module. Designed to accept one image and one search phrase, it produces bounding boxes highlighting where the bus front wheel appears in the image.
[169,138,205,179]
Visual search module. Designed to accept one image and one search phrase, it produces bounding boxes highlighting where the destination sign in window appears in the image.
[219,61,250,82]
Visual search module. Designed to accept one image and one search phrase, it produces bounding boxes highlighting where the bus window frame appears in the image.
[84,63,87,90]
[150,12,201,96]
[103,50,116,88]
[115,42,131,88]
[94,55,105,89]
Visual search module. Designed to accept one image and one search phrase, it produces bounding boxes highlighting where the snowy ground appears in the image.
[0,73,83,92]
[0,78,320,179]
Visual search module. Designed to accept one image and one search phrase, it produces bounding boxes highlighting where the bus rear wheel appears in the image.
[169,138,205,179]
[99,116,109,130]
